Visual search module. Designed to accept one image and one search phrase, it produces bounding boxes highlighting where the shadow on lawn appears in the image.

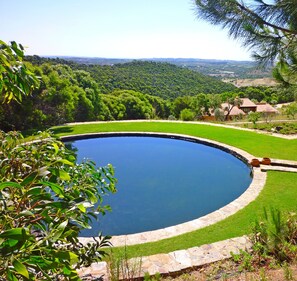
[50,126,74,135]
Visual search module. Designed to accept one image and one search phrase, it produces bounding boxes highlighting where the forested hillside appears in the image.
[74,61,236,99]
[1,57,295,131]
[26,57,236,99]
[60,57,272,79]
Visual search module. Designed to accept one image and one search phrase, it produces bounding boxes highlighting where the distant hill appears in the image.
[158,58,272,79]
[56,56,272,79]
[25,56,236,99]
[75,60,236,99]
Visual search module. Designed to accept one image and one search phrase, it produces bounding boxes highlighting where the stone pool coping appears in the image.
[62,132,267,247]
[78,236,253,280]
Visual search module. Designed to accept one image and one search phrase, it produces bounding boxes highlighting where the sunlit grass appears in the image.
[52,121,297,161]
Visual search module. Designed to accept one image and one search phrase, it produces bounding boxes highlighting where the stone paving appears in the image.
[135,236,252,278]
[270,158,297,168]
[261,159,297,173]
[261,165,297,173]
[78,236,252,280]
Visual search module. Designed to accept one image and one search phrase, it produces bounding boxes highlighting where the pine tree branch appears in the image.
[235,1,297,36]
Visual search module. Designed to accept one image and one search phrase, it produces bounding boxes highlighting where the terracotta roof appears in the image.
[256,103,279,113]
[240,98,257,108]
[220,103,246,116]
[226,106,246,116]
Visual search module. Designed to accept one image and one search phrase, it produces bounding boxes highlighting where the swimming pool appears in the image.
[65,133,252,236]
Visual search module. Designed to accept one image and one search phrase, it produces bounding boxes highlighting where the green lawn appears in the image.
[51,121,297,258]
[52,121,297,161]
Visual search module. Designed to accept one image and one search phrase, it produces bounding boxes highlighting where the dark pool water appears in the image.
[66,135,252,236]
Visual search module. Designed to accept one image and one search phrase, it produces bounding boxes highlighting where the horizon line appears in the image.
[33,55,254,63]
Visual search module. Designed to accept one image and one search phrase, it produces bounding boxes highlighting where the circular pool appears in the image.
[65,133,252,236]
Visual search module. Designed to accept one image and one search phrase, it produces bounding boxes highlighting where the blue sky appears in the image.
[1,0,251,60]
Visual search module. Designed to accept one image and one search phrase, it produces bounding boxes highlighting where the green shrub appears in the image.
[251,209,297,264]
[0,131,117,280]
[231,249,254,272]
[248,111,261,128]
[248,122,297,135]
[214,108,225,121]
[283,102,297,119]
[180,108,195,121]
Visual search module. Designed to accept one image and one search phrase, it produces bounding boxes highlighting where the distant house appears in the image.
[205,104,245,121]
[221,103,246,118]
[203,98,278,121]
[239,98,257,113]
[256,103,279,115]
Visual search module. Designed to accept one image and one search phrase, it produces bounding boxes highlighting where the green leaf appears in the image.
[77,203,86,213]
[59,170,71,181]
[56,158,74,166]
[52,142,59,155]
[0,182,22,190]
[26,186,43,196]
[63,266,72,275]
[6,268,18,281]
[0,228,26,240]
[41,181,64,197]
[46,201,68,209]
[4,238,19,247]
[50,168,71,181]
[12,259,29,279]
[21,172,37,186]
[56,251,78,265]
[19,210,34,216]
[11,41,24,58]
[85,189,98,204]
[69,252,79,265]
[51,220,68,242]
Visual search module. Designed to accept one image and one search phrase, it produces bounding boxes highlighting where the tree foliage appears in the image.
[26,57,236,98]
[0,40,117,280]
[0,40,40,103]
[1,55,296,131]
[0,131,117,280]
[193,0,297,85]
[248,111,261,126]
[0,63,105,130]
[180,108,196,121]
[283,102,297,119]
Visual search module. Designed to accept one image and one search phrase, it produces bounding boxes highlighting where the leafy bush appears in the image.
[255,122,297,135]
[214,108,224,121]
[248,111,261,127]
[283,102,297,119]
[231,249,254,272]
[0,131,116,280]
[251,209,297,264]
[180,108,195,121]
